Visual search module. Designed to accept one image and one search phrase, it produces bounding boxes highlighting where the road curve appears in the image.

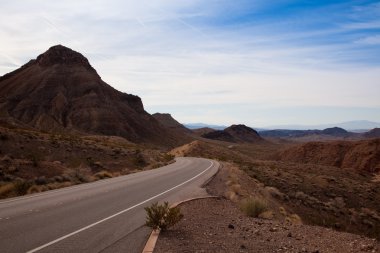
[0,157,219,253]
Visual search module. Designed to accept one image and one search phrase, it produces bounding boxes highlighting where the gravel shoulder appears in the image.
[154,163,380,253]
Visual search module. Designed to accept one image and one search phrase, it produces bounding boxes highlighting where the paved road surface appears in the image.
[0,157,219,253]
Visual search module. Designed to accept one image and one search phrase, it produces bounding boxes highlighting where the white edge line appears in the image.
[26,160,214,253]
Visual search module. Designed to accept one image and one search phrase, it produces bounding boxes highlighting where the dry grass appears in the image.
[286,214,303,225]
[0,183,15,198]
[94,170,113,180]
[240,197,268,218]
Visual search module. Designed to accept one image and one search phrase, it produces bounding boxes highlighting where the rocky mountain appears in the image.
[152,113,192,134]
[202,124,263,143]
[0,45,181,147]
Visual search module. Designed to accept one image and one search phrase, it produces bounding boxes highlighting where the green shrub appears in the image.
[144,202,183,231]
[240,197,268,217]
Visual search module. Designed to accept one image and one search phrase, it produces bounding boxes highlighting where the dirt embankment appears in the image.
[0,126,173,199]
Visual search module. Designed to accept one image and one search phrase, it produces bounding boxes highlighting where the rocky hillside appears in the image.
[192,127,216,136]
[152,113,191,134]
[278,139,380,172]
[0,45,181,147]
[364,128,380,138]
[202,124,263,143]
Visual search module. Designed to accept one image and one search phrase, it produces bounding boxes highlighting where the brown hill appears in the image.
[321,127,348,136]
[152,113,192,134]
[0,45,181,147]
[364,128,380,138]
[225,124,263,142]
[192,127,215,136]
[202,130,235,142]
[202,124,263,143]
[278,139,380,172]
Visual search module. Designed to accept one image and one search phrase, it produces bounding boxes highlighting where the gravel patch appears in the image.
[155,197,379,253]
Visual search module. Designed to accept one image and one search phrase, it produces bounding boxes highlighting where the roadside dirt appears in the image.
[154,164,380,253]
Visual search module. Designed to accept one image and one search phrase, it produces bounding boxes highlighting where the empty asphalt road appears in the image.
[0,157,219,253]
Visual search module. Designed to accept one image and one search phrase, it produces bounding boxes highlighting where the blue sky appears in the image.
[0,0,379,127]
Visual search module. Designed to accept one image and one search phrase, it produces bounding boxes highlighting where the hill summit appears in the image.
[202,124,263,143]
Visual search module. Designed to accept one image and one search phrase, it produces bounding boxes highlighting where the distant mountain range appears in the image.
[185,120,380,132]
[184,123,227,130]
[262,120,380,131]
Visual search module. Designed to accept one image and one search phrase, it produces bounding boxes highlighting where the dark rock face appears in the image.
[202,124,263,143]
[0,45,180,147]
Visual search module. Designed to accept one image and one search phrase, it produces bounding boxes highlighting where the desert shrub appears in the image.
[13,180,32,196]
[286,214,303,225]
[27,185,41,194]
[144,202,183,231]
[162,153,175,162]
[35,176,47,185]
[94,170,113,179]
[0,183,15,198]
[240,197,268,218]
[133,153,146,167]
[230,184,243,196]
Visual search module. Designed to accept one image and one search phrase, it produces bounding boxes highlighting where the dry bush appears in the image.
[258,210,274,219]
[0,183,15,198]
[240,197,268,218]
[230,184,243,196]
[27,185,41,194]
[286,213,303,225]
[13,180,32,196]
[279,206,287,216]
[144,202,183,231]
[225,190,238,201]
[94,170,113,180]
